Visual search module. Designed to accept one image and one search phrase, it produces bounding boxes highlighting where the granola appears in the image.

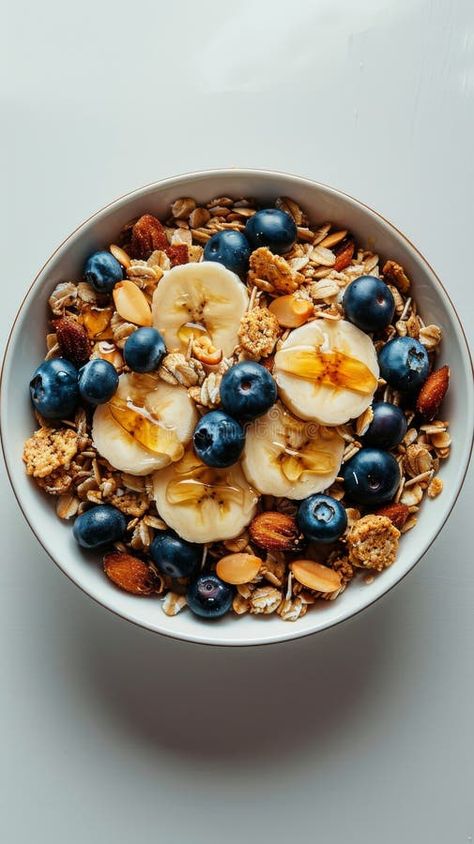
[22,192,451,624]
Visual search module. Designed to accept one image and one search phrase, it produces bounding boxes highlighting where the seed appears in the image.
[269,294,314,328]
[290,560,342,593]
[113,280,152,326]
[216,553,262,585]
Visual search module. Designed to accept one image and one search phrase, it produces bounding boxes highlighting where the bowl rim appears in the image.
[1,167,473,647]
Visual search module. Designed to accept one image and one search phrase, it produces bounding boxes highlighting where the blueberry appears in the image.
[363,402,407,449]
[187,573,234,619]
[245,208,297,254]
[220,361,277,422]
[84,250,124,294]
[379,337,429,391]
[124,327,166,373]
[297,494,348,543]
[193,410,245,468]
[78,359,119,405]
[72,505,127,549]
[203,230,252,276]
[343,275,395,332]
[29,358,79,419]
[342,448,400,506]
[150,530,201,579]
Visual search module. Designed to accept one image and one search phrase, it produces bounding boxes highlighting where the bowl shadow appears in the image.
[70,589,399,765]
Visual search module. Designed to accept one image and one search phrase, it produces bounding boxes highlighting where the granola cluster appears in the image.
[22,193,450,622]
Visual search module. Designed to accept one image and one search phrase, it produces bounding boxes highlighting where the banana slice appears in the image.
[153,450,258,543]
[242,403,344,499]
[274,319,379,425]
[152,261,249,358]
[92,373,198,476]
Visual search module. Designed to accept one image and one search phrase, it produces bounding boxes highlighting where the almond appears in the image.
[216,553,262,585]
[130,214,168,259]
[54,316,90,366]
[249,511,302,552]
[290,560,342,593]
[333,236,355,271]
[103,551,155,595]
[416,366,450,420]
[375,502,410,529]
[113,280,152,326]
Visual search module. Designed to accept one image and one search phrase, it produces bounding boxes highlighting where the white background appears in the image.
[1,1,473,842]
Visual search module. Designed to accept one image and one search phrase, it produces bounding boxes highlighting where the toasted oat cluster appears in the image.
[22,194,450,622]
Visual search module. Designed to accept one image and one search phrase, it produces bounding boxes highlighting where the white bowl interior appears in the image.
[1,170,472,646]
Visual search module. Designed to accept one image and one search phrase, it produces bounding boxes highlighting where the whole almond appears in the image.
[113,280,152,326]
[416,365,450,420]
[103,551,155,595]
[375,502,410,529]
[290,560,342,593]
[249,511,302,552]
[54,316,90,366]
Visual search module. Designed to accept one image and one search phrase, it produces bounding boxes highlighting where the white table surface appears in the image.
[1,2,473,842]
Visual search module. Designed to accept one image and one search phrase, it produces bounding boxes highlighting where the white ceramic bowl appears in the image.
[1,169,472,646]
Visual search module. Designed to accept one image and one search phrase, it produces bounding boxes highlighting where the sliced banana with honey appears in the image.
[241,403,344,499]
[153,450,258,543]
[274,319,379,425]
[92,373,198,476]
[152,261,249,358]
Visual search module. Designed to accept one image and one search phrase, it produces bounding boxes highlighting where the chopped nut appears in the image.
[249,247,304,294]
[383,259,411,294]
[347,515,400,571]
[171,197,196,219]
[238,306,280,358]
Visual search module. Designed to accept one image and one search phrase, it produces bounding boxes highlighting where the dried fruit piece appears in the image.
[333,236,355,271]
[269,294,314,328]
[416,365,450,420]
[290,560,342,593]
[166,243,189,266]
[375,502,410,529]
[216,553,262,585]
[130,214,169,259]
[112,280,152,326]
[103,551,155,595]
[81,306,114,339]
[249,511,302,552]
[54,316,90,366]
